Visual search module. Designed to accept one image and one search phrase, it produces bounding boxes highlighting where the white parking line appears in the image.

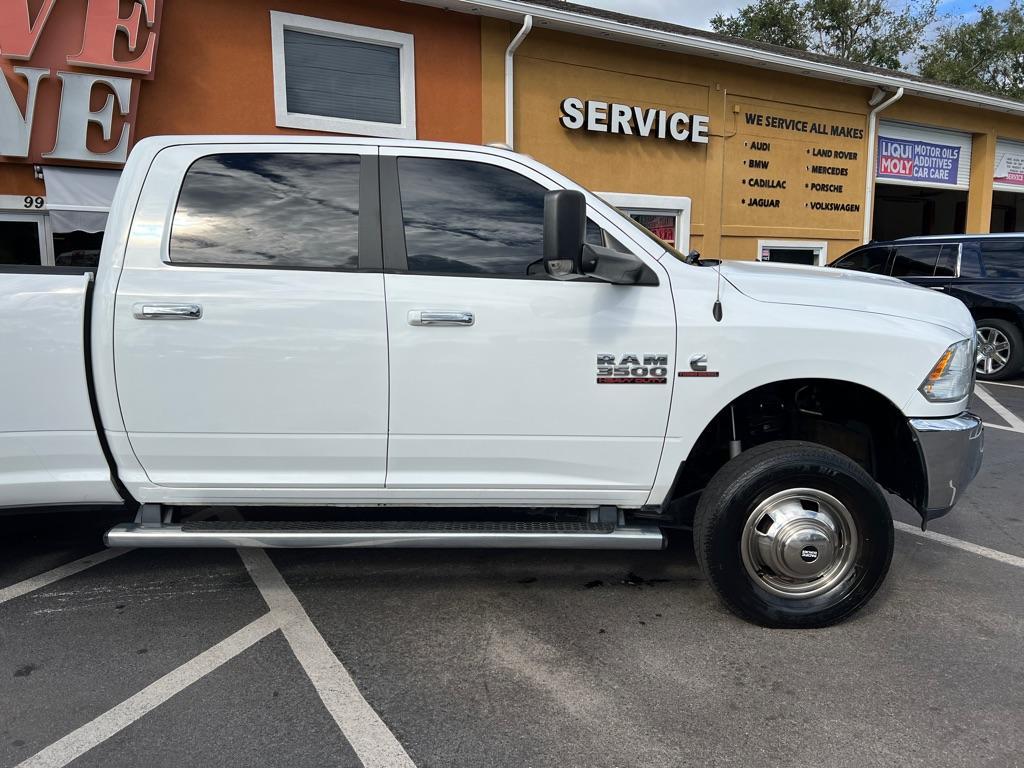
[239,549,416,768]
[894,521,1024,569]
[14,613,279,768]
[981,380,1024,390]
[0,548,130,606]
[983,422,1020,433]
[975,385,1024,433]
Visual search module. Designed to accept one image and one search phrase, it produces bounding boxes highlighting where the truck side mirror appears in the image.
[543,190,586,279]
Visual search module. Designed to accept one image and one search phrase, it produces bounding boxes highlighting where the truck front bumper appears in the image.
[908,412,984,521]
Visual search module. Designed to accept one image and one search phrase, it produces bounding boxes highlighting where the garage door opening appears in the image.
[991,191,1024,232]
[872,121,971,241]
[991,139,1024,233]
[872,183,967,240]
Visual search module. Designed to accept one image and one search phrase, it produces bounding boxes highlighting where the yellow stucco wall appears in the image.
[483,18,1024,261]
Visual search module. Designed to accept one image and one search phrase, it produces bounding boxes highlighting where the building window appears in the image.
[757,239,829,266]
[0,212,49,266]
[595,192,691,251]
[270,12,416,139]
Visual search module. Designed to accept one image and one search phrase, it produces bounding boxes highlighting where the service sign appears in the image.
[876,136,961,185]
[560,97,710,144]
[0,0,163,166]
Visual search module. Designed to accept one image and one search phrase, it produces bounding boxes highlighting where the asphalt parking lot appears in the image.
[2,384,1024,768]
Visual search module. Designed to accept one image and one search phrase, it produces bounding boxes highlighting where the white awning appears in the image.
[42,166,120,233]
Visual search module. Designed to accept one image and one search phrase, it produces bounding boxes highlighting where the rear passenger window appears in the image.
[980,240,1024,278]
[398,157,545,276]
[934,244,959,277]
[170,153,360,269]
[959,244,983,277]
[833,246,889,274]
[891,244,944,277]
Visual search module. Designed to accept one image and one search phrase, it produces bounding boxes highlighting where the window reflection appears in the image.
[398,157,545,276]
[170,153,360,269]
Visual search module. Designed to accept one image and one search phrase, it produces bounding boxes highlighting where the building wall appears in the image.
[481,18,1024,261]
[133,0,482,145]
[0,0,482,197]
[0,165,43,198]
[7,1,1024,264]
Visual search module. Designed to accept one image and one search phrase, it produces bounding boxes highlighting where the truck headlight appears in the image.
[919,338,975,402]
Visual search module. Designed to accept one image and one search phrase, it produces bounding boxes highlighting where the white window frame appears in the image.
[270,11,416,140]
[595,192,691,250]
[757,238,829,266]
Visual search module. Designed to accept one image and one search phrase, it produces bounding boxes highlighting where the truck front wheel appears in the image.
[693,440,894,628]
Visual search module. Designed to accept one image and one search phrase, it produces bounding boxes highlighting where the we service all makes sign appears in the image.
[876,136,961,185]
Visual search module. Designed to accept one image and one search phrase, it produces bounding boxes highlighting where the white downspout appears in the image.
[862,86,904,243]
[505,14,533,150]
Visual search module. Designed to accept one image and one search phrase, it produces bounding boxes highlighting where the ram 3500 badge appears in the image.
[596,354,670,384]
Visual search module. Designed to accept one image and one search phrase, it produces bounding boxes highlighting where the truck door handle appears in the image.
[408,310,474,327]
[133,303,203,320]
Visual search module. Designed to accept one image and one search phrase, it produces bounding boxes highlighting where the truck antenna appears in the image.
[713,262,723,322]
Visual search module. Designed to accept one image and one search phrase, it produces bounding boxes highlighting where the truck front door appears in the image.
[380,149,676,507]
[113,145,388,497]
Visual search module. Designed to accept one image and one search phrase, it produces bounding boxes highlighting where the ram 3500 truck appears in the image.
[1,137,983,627]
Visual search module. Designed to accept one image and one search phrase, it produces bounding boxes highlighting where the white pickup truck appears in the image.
[2,136,983,627]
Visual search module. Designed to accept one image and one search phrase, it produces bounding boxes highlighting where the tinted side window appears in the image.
[891,244,943,277]
[959,244,983,277]
[585,219,630,253]
[980,240,1024,278]
[170,153,360,269]
[934,244,959,277]
[833,246,889,274]
[398,157,545,276]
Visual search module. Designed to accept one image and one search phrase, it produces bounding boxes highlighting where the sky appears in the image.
[577,0,1005,30]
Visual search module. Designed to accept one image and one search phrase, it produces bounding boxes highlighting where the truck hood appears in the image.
[718,260,974,338]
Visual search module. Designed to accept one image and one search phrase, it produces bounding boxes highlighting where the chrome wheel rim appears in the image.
[740,488,859,599]
[976,327,1011,376]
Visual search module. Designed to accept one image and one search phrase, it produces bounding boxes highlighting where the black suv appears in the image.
[830,234,1024,381]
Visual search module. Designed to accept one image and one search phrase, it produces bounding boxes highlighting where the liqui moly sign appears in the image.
[877,136,961,185]
[0,0,163,165]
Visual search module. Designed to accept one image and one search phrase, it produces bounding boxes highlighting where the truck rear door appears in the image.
[112,144,388,497]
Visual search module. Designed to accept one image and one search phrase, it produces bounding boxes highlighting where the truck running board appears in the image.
[104,520,666,550]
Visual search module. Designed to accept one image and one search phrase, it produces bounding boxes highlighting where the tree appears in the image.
[710,0,939,70]
[918,1,1024,99]
[710,0,809,50]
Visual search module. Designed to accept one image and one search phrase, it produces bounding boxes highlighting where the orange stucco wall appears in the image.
[0,164,43,197]
[0,0,482,199]
[134,0,481,144]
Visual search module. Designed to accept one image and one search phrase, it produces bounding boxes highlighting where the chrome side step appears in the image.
[104,520,665,550]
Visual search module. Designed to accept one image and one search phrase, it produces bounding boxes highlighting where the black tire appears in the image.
[693,440,893,628]
[975,318,1024,382]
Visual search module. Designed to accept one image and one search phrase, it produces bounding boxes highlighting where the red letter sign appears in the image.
[0,0,58,59]
[66,0,159,74]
